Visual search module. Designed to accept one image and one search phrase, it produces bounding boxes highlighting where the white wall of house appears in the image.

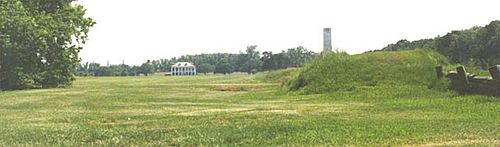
[171,62,197,76]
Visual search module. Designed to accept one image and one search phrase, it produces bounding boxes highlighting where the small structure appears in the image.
[444,65,500,96]
[171,62,197,76]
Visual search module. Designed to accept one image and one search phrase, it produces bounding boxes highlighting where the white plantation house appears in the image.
[171,62,197,76]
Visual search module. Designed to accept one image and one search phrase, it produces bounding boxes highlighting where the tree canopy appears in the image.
[0,0,95,90]
[76,46,318,76]
[380,20,500,68]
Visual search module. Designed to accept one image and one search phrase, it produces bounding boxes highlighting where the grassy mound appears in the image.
[283,49,449,94]
[255,68,299,83]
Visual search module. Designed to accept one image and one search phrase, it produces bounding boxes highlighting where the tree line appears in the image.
[0,0,95,90]
[379,20,500,68]
[76,46,317,76]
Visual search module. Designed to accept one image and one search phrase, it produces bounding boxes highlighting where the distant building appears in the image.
[171,62,197,76]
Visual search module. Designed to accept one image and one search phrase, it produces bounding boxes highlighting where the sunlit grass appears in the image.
[0,73,499,146]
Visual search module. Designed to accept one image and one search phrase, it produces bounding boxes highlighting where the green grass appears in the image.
[254,68,298,83]
[1,49,500,146]
[283,49,450,94]
[0,73,498,146]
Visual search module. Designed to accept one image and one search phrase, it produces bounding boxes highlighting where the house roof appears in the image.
[172,62,195,67]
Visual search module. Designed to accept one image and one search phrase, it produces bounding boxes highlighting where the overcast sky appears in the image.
[79,0,500,65]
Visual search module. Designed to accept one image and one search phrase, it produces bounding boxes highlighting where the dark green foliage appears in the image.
[381,20,500,68]
[82,46,316,76]
[262,46,317,71]
[239,45,263,74]
[0,0,95,90]
[197,63,215,74]
[284,46,316,67]
[214,59,234,75]
[380,39,436,52]
[75,62,150,77]
[284,49,449,94]
[140,60,154,76]
[151,46,314,75]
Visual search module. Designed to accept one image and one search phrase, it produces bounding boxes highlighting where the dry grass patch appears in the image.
[49,90,88,96]
[104,107,186,115]
[38,109,89,114]
[235,101,370,116]
[131,102,222,107]
[176,108,253,116]
[0,96,54,106]
[199,84,278,92]
[17,89,65,94]
[245,109,299,115]
[415,139,500,146]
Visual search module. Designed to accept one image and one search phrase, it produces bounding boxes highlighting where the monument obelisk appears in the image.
[323,28,332,54]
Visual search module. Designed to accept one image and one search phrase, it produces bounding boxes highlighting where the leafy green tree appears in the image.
[261,51,274,71]
[274,52,290,69]
[240,45,262,74]
[0,0,38,89]
[0,0,95,90]
[88,62,100,76]
[129,66,141,76]
[95,66,112,76]
[158,59,170,72]
[261,47,316,71]
[76,62,90,76]
[197,63,215,74]
[151,60,161,72]
[381,20,500,69]
[214,59,233,75]
[140,60,154,76]
[285,46,316,67]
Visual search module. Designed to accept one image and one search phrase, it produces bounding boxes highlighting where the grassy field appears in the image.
[0,73,499,146]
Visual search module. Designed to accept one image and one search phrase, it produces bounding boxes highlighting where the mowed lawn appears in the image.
[0,74,499,146]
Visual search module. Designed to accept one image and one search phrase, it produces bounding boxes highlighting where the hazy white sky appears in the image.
[79,0,500,65]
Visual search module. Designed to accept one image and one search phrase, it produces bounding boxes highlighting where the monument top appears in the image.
[323,28,332,54]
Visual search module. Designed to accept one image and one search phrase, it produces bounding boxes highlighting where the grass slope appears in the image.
[254,68,298,83]
[0,63,498,145]
[284,49,449,94]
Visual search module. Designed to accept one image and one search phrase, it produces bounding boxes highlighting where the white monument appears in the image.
[323,28,332,53]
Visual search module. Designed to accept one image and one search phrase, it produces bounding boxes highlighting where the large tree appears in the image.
[239,45,262,74]
[285,46,315,67]
[197,63,215,74]
[261,51,274,71]
[0,0,95,90]
[381,20,500,68]
[140,60,154,76]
